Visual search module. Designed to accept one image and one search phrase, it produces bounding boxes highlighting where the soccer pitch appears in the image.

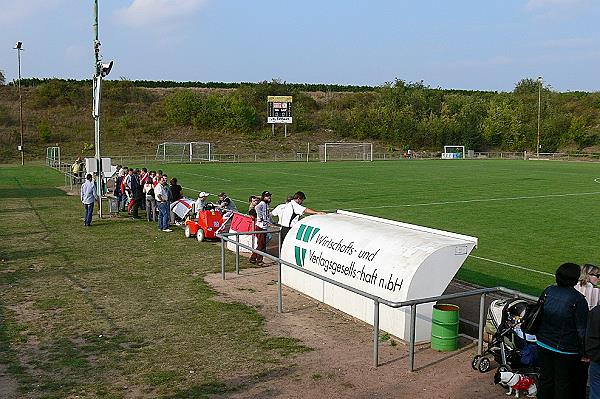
[142,159,600,295]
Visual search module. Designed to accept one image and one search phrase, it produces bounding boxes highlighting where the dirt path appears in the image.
[205,265,513,399]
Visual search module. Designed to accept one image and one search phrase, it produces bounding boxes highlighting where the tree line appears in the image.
[1,77,599,152]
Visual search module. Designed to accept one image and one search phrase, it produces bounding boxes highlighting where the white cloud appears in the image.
[115,0,208,28]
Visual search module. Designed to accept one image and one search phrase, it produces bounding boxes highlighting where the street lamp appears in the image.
[92,0,114,218]
[536,76,543,158]
[14,41,24,165]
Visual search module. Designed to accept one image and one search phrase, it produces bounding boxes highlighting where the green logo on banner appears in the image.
[294,224,320,267]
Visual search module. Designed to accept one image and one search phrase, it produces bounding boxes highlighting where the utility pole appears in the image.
[14,42,24,165]
[537,76,543,158]
[93,0,102,217]
[92,0,113,218]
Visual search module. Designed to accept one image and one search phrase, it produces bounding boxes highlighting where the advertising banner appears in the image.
[281,210,477,341]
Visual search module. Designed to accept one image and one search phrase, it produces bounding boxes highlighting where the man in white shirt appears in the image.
[154,176,171,232]
[277,191,325,241]
[80,173,98,226]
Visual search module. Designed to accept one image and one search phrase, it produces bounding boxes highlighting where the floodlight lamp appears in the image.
[14,41,22,50]
[99,60,113,77]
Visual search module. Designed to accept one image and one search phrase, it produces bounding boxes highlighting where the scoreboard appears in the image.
[267,95,293,124]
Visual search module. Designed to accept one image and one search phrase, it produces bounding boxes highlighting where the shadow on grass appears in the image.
[0,187,67,199]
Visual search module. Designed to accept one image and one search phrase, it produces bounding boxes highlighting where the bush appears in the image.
[104,79,153,105]
[38,120,52,143]
[0,105,15,127]
[31,79,86,108]
[164,90,203,125]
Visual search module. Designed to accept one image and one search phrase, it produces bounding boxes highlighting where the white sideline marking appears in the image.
[469,255,554,277]
[271,171,376,184]
[324,191,600,212]
[178,171,232,182]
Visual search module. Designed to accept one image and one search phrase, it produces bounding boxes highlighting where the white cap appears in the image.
[199,191,210,197]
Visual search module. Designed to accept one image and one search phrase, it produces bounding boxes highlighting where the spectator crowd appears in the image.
[80,165,324,241]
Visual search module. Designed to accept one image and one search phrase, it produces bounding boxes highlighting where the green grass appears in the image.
[1,159,599,396]
[134,159,600,295]
[0,164,307,398]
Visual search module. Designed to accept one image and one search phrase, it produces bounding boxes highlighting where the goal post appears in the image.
[46,146,61,167]
[319,143,373,162]
[155,142,212,162]
[442,145,465,160]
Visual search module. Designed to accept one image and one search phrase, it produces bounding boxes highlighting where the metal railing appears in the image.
[217,228,537,371]
[48,150,600,168]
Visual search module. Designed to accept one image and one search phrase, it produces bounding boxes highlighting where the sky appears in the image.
[0,0,599,92]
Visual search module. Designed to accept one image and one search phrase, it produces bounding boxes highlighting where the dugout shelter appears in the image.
[280,210,478,342]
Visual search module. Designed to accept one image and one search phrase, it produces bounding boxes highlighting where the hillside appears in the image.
[1,79,599,162]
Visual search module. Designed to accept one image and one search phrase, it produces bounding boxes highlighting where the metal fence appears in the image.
[216,228,537,371]
[49,151,600,170]
[47,159,84,191]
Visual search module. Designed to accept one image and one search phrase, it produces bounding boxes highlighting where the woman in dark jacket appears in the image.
[536,262,589,399]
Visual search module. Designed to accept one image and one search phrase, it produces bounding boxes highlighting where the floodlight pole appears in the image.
[14,42,24,165]
[536,76,542,158]
[93,0,103,217]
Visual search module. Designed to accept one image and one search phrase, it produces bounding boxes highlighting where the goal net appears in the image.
[442,145,465,160]
[46,146,61,168]
[155,142,212,162]
[319,143,373,162]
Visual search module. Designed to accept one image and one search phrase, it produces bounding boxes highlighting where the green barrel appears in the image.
[431,304,460,352]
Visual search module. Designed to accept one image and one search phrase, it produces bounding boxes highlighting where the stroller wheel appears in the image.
[471,355,482,370]
[478,357,491,373]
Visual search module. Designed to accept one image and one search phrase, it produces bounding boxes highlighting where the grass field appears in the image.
[0,165,309,398]
[1,159,599,397]
[138,158,600,294]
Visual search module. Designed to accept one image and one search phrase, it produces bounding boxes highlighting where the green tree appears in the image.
[38,120,52,143]
[163,90,203,125]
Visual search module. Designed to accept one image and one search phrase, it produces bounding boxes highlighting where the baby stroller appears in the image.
[472,298,539,375]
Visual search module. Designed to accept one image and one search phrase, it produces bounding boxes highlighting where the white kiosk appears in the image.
[280,210,477,342]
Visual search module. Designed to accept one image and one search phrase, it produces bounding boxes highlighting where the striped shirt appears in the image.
[255,201,271,229]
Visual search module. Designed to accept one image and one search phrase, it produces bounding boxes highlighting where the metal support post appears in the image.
[373,299,380,367]
[478,293,486,356]
[235,233,240,274]
[221,238,225,280]
[409,303,417,372]
[278,229,282,258]
[277,262,283,314]
[277,229,283,313]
